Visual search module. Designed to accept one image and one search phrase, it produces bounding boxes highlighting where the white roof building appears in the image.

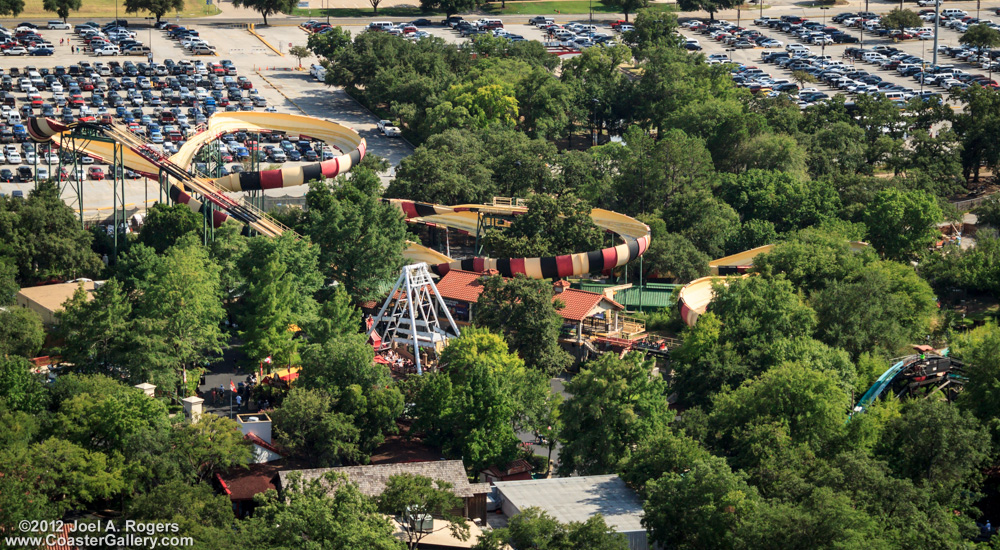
[493,475,650,550]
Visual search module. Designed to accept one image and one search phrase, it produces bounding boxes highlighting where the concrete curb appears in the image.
[248,23,285,56]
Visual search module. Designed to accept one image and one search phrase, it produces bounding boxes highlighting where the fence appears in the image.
[952,194,992,212]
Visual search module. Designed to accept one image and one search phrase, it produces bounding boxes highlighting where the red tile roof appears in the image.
[435,270,622,323]
[47,524,78,550]
[482,458,534,479]
[217,462,286,501]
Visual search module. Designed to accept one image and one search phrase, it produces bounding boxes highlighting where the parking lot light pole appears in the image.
[821,6,829,26]
[932,0,940,65]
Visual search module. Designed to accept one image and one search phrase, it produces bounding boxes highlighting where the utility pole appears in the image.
[932,0,940,66]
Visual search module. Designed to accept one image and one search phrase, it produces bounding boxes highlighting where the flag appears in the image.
[183,368,187,384]
[264,356,272,364]
[230,380,236,392]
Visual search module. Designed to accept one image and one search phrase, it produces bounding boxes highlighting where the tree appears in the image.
[601,0,648,22]
[880,8,922,34]
[122,0,184,22]
[133,237,227,385]
[875,399,990,506]
[861,188,942,260]
[813,261,937,359]
[378,473,469,550]
[53,382,170,455]
[559,352,671,475]
[637,215,710,283]
[0,307,43,358]
[42,0,81,21]
[480,194,603,259]
[19,437,126,515]
[0,0,24,16]
[241,472,403,550]
[271,387,361,466]
[138,202,202,254]
[0,356,48,413]
[418,0,476,18]
[56,279,148,382]
[306,285,360,344]
[952,324,1000,445]
[171,414,252,482]
[480,507,629,550]
[473,274,572,374]
[306,168,407,304]
[643,455,758,550]
[951,85,1000,182]
[128,480,239,550]
[752,227,874,292]
[791,70,817,89]
[229,0,295,25]
[288,45,310,68]
[239,254,299,369]
[0,181,102,285]
[707,363,849,461]
[961,23,1000,79]
[708,276,817,361]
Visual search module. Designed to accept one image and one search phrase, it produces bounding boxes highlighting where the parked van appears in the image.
[941,9,967,18]
[882,91,905,101]
[368,21,393,31]
[478,18,503,29]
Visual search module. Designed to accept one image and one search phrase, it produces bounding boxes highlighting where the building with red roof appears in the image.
[433,270,634,343]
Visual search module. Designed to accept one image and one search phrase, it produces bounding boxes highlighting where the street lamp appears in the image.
[820,6,829,26]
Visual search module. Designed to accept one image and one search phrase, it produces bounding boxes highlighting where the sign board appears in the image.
[298,1,309,7]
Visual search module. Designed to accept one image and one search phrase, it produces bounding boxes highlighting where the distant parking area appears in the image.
[678,7,999,108]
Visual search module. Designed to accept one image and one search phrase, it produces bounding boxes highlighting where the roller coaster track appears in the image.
[103,124,290,238]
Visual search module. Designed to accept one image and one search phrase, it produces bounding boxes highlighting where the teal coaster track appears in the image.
[851,351,966,417]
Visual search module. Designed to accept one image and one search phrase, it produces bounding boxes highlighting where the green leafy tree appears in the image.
[950,85,1000,181]
[408,330,524,473]
[17,438,126,515]
[229,0,295,24]
[171,414,252,482]
[271,387,361,466]
[717,169,837,233]
[707,363,849,461]
[42,0,81,21]
[559,352,671,475]
[209,221,249,300]
[134,236,227,380]
[306,285,360,344]
[601,0,648,21]
[643,455,758,550]
[378,473,470,550]
[952,323,1000,445]
[0,181,102,284]
[862,188,942,260]
[288,45,310,68]
[299,334,403,455]
[306,168,407,304]
[752,228,874,292]
[880,8,922,33]
[0,307,43,358]
[241,472,403,550]
[418,0,476,18]
[239,254,299,369]
[122,0,184,22]
[128,480,240,550]
[479,507,629,550]
[875,399,990,506]
[961,24,1000,76]
[637,215,710,283]
[725,219,777,256]
[307,25,352,60]
[0,257,18,306]
[481,194,602,259]
[137,202,202,254]
[473,274,572,374]
[0,0,24,16]
[708,276,817,360]
[813,261,937,358]
[53,382,170,455]
[807,122,869,177]
[0,356,48,413]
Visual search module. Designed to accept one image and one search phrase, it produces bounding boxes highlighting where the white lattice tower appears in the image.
[373,263,461,374]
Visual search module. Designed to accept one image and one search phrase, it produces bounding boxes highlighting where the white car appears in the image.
[3,46,27,56]
[47,20,71,30]
[44,152,59,164]
[6,152,21,163]
[917,0,939,6]
[24,152,35,164]
[383,126,402,137]
[36,167,49,180]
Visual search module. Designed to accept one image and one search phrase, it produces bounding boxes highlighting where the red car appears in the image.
[88,167,105,180]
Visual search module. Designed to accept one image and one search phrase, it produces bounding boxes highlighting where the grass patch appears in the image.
[15,0,220,20]
[482,0,676,15]
[290,0,676,18]
[290,6,436,18]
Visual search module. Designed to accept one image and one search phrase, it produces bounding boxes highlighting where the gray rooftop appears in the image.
[278,459,475,498]
[493,475,644,532]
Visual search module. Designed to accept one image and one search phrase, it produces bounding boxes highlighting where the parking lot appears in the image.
[0,20,418,216]
[679,7,1000,107]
